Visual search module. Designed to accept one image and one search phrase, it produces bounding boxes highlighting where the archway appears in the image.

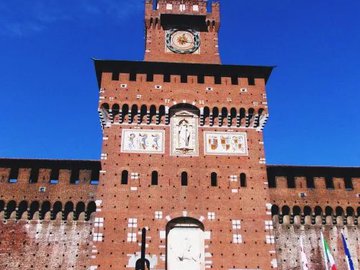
[166,217,205,270]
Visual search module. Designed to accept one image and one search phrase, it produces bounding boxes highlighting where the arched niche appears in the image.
[166,217,205,270]
[169,104,200,156]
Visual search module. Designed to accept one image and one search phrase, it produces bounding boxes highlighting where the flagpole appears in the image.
[341,231,355,270]
[321,232,329,270]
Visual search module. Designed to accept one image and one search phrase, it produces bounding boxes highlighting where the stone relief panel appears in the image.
[121,129,165,154]
[170,111,199,156]
[204,132,248,156]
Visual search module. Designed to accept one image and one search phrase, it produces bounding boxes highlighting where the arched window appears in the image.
[181,172,188,186]
[211,172,217,187]
[151,171,158,186]
[240,173,247,187]
[121,170,128,185]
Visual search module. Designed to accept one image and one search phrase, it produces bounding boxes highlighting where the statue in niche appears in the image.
[178,119,191,149]
[171,110,198,156]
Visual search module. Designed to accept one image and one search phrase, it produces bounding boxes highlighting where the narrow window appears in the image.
[121,170,129,185]
[181,172,188,186]
[240,173,247,187]
[151,171,158,186]
[211,172,217,187]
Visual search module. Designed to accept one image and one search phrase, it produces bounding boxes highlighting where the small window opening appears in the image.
[151,171,158,186]
[121,170,129,185]
[181,172,188,186]
[211,172,217,187]
[240,173,247,187]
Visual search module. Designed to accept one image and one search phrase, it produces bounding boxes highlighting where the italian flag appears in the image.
[321,232,337,270]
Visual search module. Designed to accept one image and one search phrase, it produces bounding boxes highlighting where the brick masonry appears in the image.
[0,1,359,270]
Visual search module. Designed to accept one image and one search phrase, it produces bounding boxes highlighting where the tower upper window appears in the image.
[181,172,188,186]
[151,171,158,186]
[121,170,128,185]
[166,3,173,10]
[193,5,199,12]
[211,172,218,187]
[240,173,247,187]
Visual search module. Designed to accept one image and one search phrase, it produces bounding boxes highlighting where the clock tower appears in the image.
[92,0,275,269]
[144,0,221,64]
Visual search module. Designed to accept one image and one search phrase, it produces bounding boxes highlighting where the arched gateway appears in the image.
[166,217,205,270]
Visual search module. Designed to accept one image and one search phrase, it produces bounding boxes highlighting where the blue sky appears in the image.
[0,0,359,166]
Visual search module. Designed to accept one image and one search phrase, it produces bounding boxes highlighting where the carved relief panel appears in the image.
[204,131,248,156]
[170,110,199,156]
[121,129,165,154]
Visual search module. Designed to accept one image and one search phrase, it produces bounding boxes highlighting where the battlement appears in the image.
[268,165,360,228]
[145,0,219,28]
[267,165,360,190]
[0,158,101,222]
[0,158,101,185]
[94,60,273,87]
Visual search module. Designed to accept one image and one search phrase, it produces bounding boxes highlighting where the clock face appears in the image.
[166,29,200,54]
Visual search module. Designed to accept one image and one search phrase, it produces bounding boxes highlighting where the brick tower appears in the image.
[92,0,275,269]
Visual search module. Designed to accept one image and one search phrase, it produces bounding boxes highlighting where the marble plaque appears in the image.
[170,110,199,156]
[121,129,165,154]
[204,132,248,156]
